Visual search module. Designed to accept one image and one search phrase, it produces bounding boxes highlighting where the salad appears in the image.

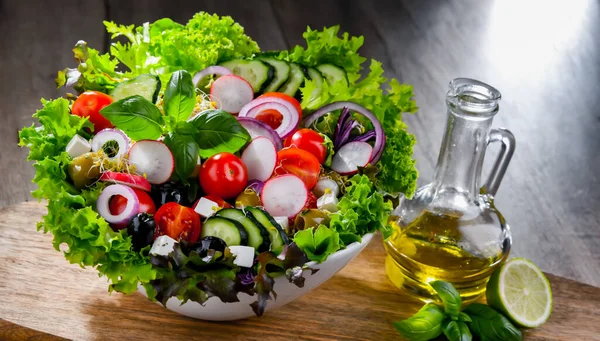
[18,12,418,316]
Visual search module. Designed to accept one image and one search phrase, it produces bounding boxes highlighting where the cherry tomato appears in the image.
[284,128,327,164]
[199,152,248,199]
[154,202,201,243]
[274,148,321,189]
[109,188,156,230]
[71,91,114,133]
[254,92,302,130]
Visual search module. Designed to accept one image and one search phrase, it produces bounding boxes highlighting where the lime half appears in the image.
[486,258,553,328]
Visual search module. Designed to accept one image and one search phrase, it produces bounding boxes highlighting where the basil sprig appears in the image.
[393,281,522,341]
[99,70,251,182]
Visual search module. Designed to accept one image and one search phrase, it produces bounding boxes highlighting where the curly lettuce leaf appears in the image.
[288,27,419,197]
[18,98,156,294]
[59,12,259,94]
[56,41,119,94]
[281,26,365,74]
[293,225,341,262]
[147,12,259,73]
[329,175,393,245]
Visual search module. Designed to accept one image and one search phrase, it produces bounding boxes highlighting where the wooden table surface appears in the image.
[1,202,600,341]
[1,0,598,288]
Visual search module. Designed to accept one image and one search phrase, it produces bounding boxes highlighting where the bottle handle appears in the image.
[482,128,515,196]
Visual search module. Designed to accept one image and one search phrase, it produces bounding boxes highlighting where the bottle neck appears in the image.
[432,111,493,199]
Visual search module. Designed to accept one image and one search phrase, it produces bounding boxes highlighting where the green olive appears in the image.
[68,152,102,189]
[235,188,261,209]
[293,209,330,232]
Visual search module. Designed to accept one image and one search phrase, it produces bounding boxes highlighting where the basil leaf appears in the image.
[458,312,472,323]
[164,70,196,122]
[100,95,163,140]
[464,304,523,341]
[442,320,472,341]
[188,109,251,158]
[431,280,461,318]
[164,122,200,182]
[393,303,445,341]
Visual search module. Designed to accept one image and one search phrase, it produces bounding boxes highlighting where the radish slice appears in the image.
[128,140,175,184]
[261,175,308,218]
[210,75,254,114]
[238,97,300,139]
[331,141,373,175]
[192,66,232,87]
[242,137,277,182]
[99,171,151,192]
[237,117,283,150]
[91,129,129,160]
[97,184,139,224]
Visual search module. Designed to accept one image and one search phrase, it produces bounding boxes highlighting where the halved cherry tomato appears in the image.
[199,152,248,199]
[254,92,302,130]
[109,188,156,230]
[284,128,327,164]
[255,109,283,130]
[274,148,321,189]
[71,91,114,133]
[154,202,201,243]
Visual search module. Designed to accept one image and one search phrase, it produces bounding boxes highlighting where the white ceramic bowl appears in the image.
[138,233,374,321]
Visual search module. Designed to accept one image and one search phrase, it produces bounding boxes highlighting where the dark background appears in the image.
[0,0,598,286]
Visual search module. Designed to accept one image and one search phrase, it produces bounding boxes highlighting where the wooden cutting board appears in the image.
[1,202,599,341]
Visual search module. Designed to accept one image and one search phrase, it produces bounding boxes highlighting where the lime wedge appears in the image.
[486,258,553,328]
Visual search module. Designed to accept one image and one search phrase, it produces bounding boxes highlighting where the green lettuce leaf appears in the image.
[328,174,393,246]
[293,225,341,262]
[286,27,419,197]
[18,98,156,294]
[147,12,259,73]
[56,41,119,94]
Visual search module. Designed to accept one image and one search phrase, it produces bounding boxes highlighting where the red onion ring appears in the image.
[192,66,232,87]
[91,128,130,160]
[303,102,386,164]
[97,184,139,224]
[237,117,283,150]
[238,97,300,139]
[247,179,265,193]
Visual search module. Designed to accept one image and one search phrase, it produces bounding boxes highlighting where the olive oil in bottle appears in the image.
[384,78,515,303]
[384,210,507,303]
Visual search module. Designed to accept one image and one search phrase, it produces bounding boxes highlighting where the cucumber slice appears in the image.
[220,59,273,93]
[216,208,270,252]
[201,217,249,246]
[316,64,349,87]
[244,207,288,253]
[257,57,291,93]
[111,74,161,103]
[306,67,324,101]
[278,63,304,97]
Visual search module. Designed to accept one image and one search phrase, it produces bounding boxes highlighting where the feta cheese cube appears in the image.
[193,197,220,218]
[273,216,289,231]
[66,134,91,158]
[149,235,177,257]
[228,245,255,268]
[313,178,340,197]
[317,193,339,212]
